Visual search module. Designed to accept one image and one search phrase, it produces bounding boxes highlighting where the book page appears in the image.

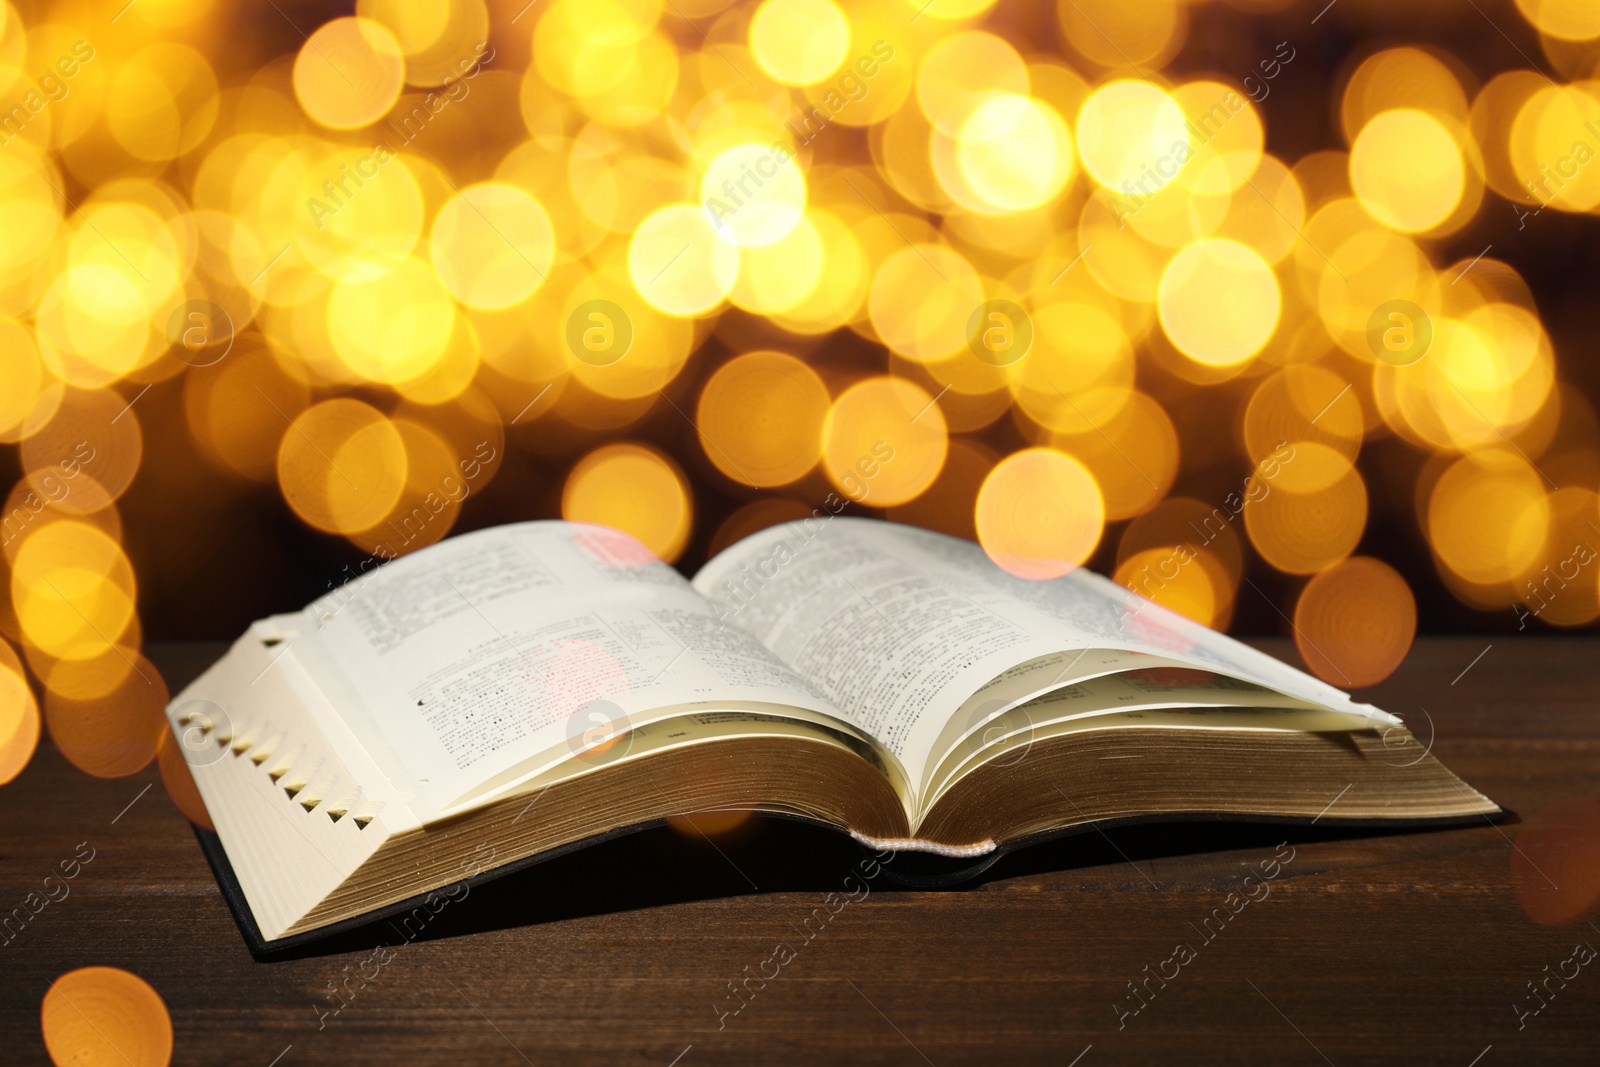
[692,518,1391,795]
[922,668,1334,808]
[273,522,851,821]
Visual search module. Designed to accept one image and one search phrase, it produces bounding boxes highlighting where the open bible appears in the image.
[169,518,1500,952]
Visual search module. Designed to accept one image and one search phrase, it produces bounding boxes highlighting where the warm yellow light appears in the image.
[430,182,554,309]
[11,522,136,662]
[749,0,849,86]
[292,17,406,130]
[976,448,1105,580]
[1350,108,1465,232]
[1512,0,1600,40]
[1293,556,1416,687]
[563,443,693,563]
[1076,80,1189,193]
[821,377,947,506]
[956,93,1075,213]
[628,203,740,316]
[326,256,457,383]
[1158,239,1280,367]
[697,351,830,487]
[278,399,409,535]
[41,968,173,1067]
[701,142,807,247]
[0,639,39,786]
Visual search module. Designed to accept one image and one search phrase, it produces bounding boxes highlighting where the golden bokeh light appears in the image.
[749,0,849,86]
[1076,80,1188,193]
[12,521,136,661]
[629,203,740,316]
[1158,239,1281,367]
[106,43,218,162]
[867,243,984,363]
[821,376,947,506]
[955,93,1075,214]
[278,398,409,535]
[1243,443,1368,575]
[701,141,807,247]
[41,967,173,1067]
[1428,450,1551,586]
[292,17,406,130]
[975,447,1104,580]
[0,0,1595,817]
[1511,797,1600,927]
[1292,556,1417,687]
[357,0,489,87]
[157,728,214,831]
[430,182,555,309]
[1512,0,1600,41]
[1350,109,1466,233]
[1114,545,1230,629]
[697,351,829,487]
[563,442,692,563]
[44,648,167,778]
[0,637,39,785]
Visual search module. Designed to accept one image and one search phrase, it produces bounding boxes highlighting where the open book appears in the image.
[169,518,1499,951]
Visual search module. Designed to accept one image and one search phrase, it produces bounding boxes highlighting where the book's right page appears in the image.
[693,517,1393,812]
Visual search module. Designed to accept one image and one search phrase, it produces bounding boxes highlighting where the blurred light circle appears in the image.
[41,967,173,1067]
[157,724,214,831]
[1158,239,1280,367]
[1428,451,1551,585]
[701,142,807,248]
[164,299,235,368]
[955,93,1075,214]
[1114,545,1226,628]
[430,182,554,309]
[0,638,39,786]
[293,17,406,130]
[44,651,167,779]
[1243,443,1368,574]
[1349,109,1465,233]
[277,398,409,534]
[563,443,692,563]
[1292,556,1416,687]
[696,351,830,487]
[1511,85,1600,213]
[868,243,984,363]
[1365,299,1434,366]
[564,298,634,367]
[357,0,489,87]
[106,43,219,162]
[184,338,310,482]
[1076,80,1188,192]
[1057,0,1185,69]
[822,376,947,506]
[1512,0,1600,41]
[749,0,849,86]
[628,203,740,317]
[976,447,1104,580]
[1511,797,1600,927]
[12,522,137,662]
[966,299,1033,366]
[728,213,825,314]
[326,257,457,383]
[917,32,1028,136]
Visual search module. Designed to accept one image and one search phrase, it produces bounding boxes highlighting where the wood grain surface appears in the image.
[2,637,1597,1065]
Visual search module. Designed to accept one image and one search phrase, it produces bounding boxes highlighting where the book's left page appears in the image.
[268,521,855,822]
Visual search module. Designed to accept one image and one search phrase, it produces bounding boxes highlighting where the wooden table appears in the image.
[3,637,1597,1065]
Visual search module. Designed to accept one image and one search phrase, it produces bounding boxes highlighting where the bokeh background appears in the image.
[5,0,1600,790]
